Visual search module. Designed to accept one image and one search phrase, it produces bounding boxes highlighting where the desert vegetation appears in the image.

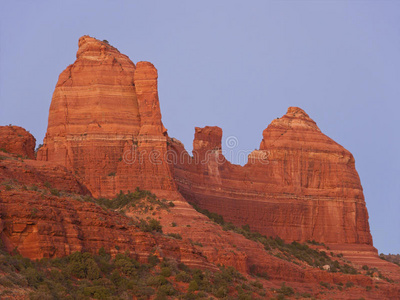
[0,244,270,299]
[191,203,359,275]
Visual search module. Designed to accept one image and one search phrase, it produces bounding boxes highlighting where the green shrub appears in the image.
[320,281,332,289]
[301,292,312,298]
[213,285,228,298]
[115,258,137,276]
[148,254,160,266]
[157,283,176,296]
[44,181,51,188]
[160,267,172,277]
[277,282,294,296]
[83,285,111,299]
[167,233,182,240]
[146,275,168,287]
[139,218,162,232]
[188,280,198,292]
[176,271,191,283]
[250,280,263,289]
[50,188,60,196]
[135,286,155,297]
[67,252,101,280]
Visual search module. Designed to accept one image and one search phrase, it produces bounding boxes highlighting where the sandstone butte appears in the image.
[172,107,372,245]
[37,35,175,198]
[1,36,399,298]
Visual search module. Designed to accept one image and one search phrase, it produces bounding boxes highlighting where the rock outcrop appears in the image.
[0,156,208,268]
[1,36,399,299]
[172,107,373,246]
[37,36,373,247]
[0,126,36,159]
[37,36,175,198]
[36,36,373,248]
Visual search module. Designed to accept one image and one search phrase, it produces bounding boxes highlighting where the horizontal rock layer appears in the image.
[1,36,399,299]
[37,36,175,198]
[172,107,373,245]
[37,36,372,250]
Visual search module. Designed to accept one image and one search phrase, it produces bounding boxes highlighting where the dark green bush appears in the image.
[50,188,60,196]
[146,275,168,287]
[188,280,198,292]
[160,267,172,277]
[176,271,191,283]
[167,233,182,240]
[44,181,51,188]
[277,282,294,296]
[213,285,228,298]
[148,254,160,266]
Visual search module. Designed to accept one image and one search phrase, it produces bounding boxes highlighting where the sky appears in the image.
[0,1,399,254]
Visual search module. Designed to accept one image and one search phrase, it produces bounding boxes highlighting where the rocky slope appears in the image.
[1,153,399,299]
[0,154,211,270]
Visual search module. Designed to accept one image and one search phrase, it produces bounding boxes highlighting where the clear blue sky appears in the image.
[1,1,399,254]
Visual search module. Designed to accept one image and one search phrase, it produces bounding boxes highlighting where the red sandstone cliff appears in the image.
[37,36,175,198]
[171,107,372,246]
[36,36,373,248]
[0,36,399,298]
[0,126,36,159]
[0,154,210,269]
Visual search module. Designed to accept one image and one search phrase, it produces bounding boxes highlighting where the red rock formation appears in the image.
[0,153,89,195]
[0,156,209,270]
[0,126,36,159]
[0,162,391,299]
[36,36,372,249]
[126,192,400,300]
[37,36,175,198]
[37,36,373,248]
[1,36,399,299]
[172,107,373,246]
[28,36,399,295]
[1,153,399,299]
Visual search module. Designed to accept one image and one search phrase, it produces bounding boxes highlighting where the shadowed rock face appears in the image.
[172,107,373,246]
[37,36,175,198]
[0,126,36,159]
